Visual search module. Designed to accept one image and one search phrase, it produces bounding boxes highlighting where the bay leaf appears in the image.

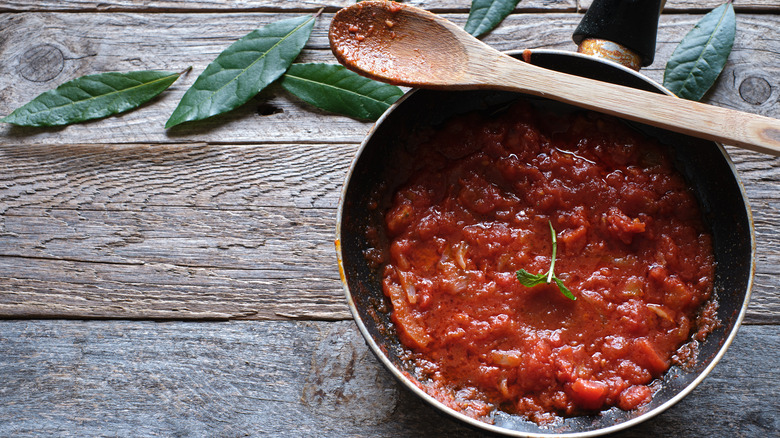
[165,15,316,129]
[1,70,186,127]
[281,63,403,121]
[464,0,521,38]
[663,2,736,101]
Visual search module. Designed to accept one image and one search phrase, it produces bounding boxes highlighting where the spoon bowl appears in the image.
[329,1,470,86]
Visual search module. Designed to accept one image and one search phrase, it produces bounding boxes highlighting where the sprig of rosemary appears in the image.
[516,221,576,300]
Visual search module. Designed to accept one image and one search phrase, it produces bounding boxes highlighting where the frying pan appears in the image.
[335,1,755,435]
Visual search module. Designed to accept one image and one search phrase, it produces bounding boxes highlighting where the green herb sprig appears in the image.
[516,221,576,301]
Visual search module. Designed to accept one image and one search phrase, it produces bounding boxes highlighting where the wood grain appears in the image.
[0,142,353,320]
[0,0,577,13]
[0,13,777,146]
[0,140,778,321]
[0,320,776,437]
[4,0,778,13]
[580,0,780,12]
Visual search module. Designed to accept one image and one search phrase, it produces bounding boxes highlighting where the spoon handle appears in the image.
[483,54,780,155]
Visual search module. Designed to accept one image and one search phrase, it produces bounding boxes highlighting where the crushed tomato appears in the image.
[379,101,716,424]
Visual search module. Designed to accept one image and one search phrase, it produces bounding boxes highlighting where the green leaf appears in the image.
[516,269,548,288]
[554,277,577,301]
[281,63,403,120]
[464,0,521,38]
[165,15,316,129]
[1,70,186,127]
[663,2,736,101]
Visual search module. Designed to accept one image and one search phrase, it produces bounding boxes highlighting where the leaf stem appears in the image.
[547,221,556,284]
[515,220,576,301]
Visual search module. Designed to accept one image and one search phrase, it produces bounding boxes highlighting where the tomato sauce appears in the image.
[380,101,716,424]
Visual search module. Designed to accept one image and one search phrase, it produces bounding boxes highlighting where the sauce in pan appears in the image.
[379,101,717,424]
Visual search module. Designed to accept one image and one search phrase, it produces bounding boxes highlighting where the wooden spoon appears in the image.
[329,1,780,155]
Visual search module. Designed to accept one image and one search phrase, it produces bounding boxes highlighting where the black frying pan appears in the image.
[335,1,755,435]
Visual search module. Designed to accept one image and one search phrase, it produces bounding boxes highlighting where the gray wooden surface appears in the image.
[0,1,778,436]
[0,321,777,437]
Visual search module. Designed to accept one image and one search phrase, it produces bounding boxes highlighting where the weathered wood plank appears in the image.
[2,208,775,321]
[0,210,348,320]
[0,259,347,320]
[0,141,778,321]
[0,142,353,320]
[0,142,351,210]
[729,148,780,325]
[580,0,780,12]
[0,320,776,437]
[0,13,777,145]
[0,1,576,13]
[0,207,344,319]
[3,0,777,13]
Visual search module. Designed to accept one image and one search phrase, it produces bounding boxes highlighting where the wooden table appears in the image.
[1,1,778,436]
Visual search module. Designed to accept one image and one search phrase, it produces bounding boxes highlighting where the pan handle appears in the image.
[572,0,665,70]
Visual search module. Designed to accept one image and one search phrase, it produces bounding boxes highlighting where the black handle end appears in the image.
[573,0,663,67]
